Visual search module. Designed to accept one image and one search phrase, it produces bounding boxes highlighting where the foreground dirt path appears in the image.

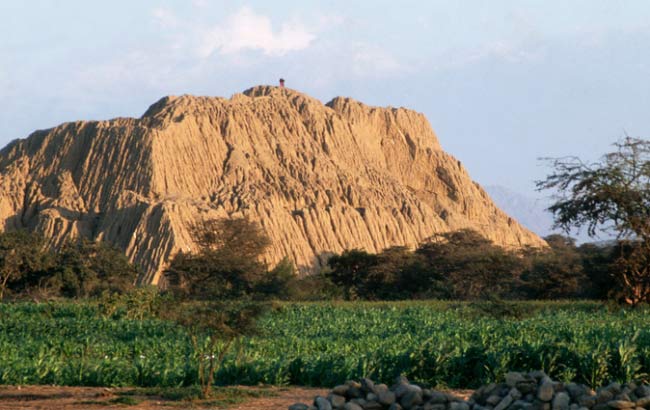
[0,385,327,410]
[0,385,472,410]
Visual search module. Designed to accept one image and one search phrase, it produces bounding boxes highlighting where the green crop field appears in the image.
[0,301,648,389]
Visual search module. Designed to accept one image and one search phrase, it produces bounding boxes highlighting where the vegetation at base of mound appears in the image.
[1,301,649,389]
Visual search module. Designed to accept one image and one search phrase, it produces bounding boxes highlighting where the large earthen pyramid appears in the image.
[0,86,545,283]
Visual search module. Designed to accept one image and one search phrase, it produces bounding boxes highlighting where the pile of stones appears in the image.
[289,371,650,410]
[289,375,466,410]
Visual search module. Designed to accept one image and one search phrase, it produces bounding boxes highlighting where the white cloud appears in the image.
[152,7,179,28]
[351,43,405,77]
[196,7,315,57]
[429,39,546,72]
[192,0,209,8]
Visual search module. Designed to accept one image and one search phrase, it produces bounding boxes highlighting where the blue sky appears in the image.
[2,1,650,197]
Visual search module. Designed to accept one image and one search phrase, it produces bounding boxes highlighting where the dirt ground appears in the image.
[0,385,473,410]
[0,385,327,410]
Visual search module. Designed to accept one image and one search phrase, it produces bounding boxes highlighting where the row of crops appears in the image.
[0,301,648,388]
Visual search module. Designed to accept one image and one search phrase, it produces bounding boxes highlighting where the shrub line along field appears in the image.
[0,301,648,390]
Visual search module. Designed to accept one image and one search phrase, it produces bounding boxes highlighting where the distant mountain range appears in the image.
[484,185,601,243]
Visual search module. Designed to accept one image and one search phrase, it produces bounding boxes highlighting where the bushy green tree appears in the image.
[325,249,378,300]
[164,218,273,299]
[416,229,524,299]
[43,239,137,298]
[0,231,51,300]
[159,299,266,398]
[520,235,587,299]
[163,217,274,397]
[324,246,446,300]
[578,242,617,299]
[538,137,650,304]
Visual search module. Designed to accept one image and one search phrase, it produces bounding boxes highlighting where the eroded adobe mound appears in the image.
[0,86,545,283]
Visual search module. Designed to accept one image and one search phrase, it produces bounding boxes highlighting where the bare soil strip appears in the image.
[0,385,472,410]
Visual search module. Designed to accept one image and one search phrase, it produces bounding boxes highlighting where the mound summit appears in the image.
[0,86,545,284]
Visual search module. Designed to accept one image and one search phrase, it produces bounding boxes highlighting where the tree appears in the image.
[537,137,650,304]
[416,229,523,299]
[366,246,440,300]
[577,242,617,300]
[0,231,50,300]
[159,299,265,398]
[164,218,272,299]
[519,235,587,299]
[42,239,137,298]
[163,217,273,397]
[324,249,378,300]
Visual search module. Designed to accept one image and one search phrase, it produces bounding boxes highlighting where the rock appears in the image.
[328,394,346,409]
[379,391,396,406]
[634,386,650,398]
[450,402,470,410]
[289,404,311,410]
[512,400,533,410]
[607,401,635,409]
[361,378,377,394]
[598,391,615,404]
[530,371,548,381]
[566,384,583,400]
[636,397,650,407]
[541,377,554,386]
[343,404,363,410]
[428,391,448,404]
[315,396,333,410]
[389,404,404,410]
[579,396,597,408]
[484,384,500,396]
[366,393,378,402]
[347,387,364,399]
[0,87,547,284]
[395,376,410,385]
[510,388,523,400]
[362,401,383,410]
[375,384,389,394]
[495,395,514,410]
[507,373,526,388]
[517,382,538,395]
[401,390,424,409]
[553,393,570,410]
[487,395,503,406]
[606,385,623,395]
[395,384,423,399]
[333,385,349,396]
[538,383,555,402]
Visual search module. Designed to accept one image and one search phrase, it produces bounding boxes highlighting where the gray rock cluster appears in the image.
[289,371,650,410]
[289,375,465,410]
[470,371,650,410]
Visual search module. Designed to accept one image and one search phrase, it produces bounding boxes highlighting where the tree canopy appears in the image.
[537,137,650,304]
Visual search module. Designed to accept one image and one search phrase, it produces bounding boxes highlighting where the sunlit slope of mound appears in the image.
[0,85,545,283]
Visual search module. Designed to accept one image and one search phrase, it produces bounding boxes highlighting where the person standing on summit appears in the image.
[279,78,285,87]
